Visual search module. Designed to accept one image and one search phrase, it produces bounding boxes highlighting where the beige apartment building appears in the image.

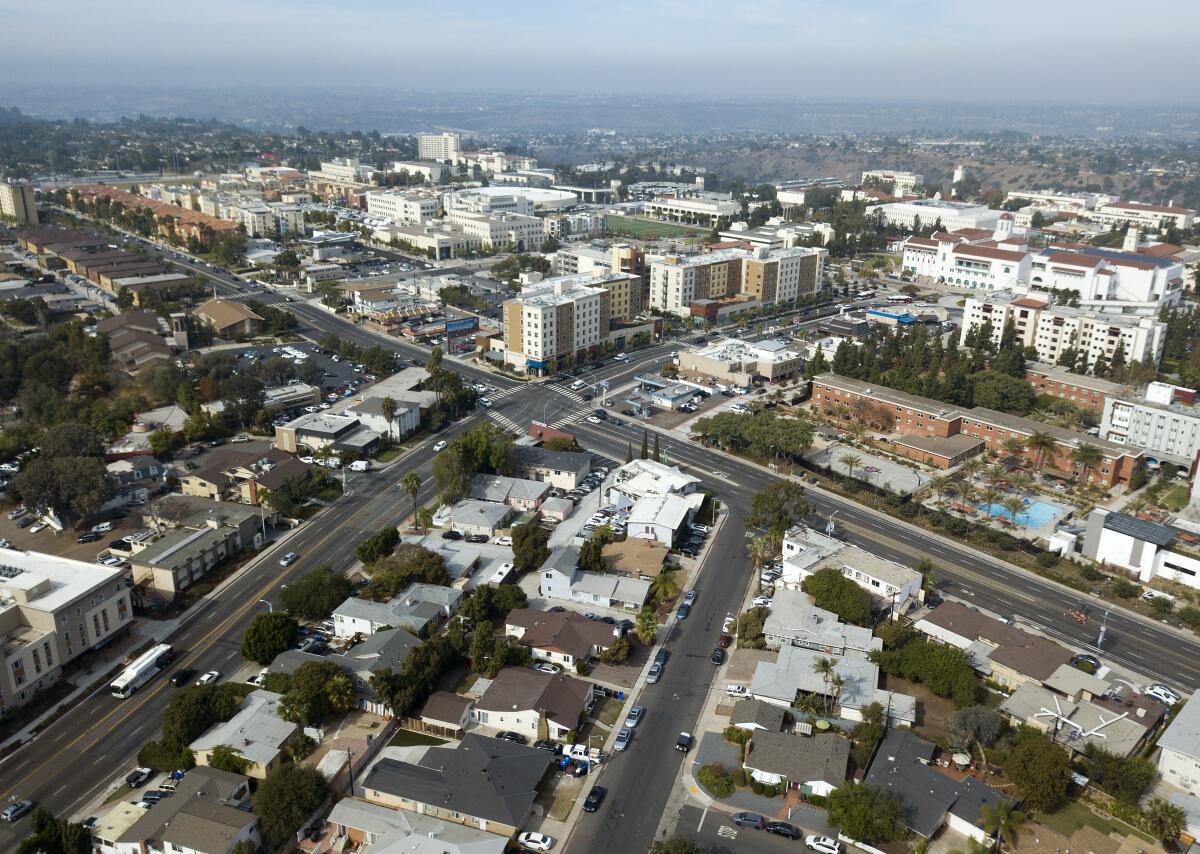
[0,180,38,226]
[0,550,133,713]
[503,274,613,373]
[649,246,824,317]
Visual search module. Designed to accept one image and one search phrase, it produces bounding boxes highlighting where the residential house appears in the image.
[92,767,255,854]
[471,667,595,741]
[1082,508,1200,592]
[537,545,651,610]
[96,310,185,376]
[780,525,924,615]
[504,607,616,669]
[761,589,881,656]
[626,493,694,546]
[743,731,850,796]
[332,583,462,638]
[866,729,1009,842]
[999,681,1153,757]
[345,395,422,441]
[194,298,264,338]
[275,411,383,456]
[190,690,297,779]
[418,691,475,739]
[601,538,668,579]
[729,698,788,733]
[104,454,166,509]
[468,474,552,511]
[604,458,701,508]
[1158,699,1200,797]
[914,601,1073,689]
[449,499,514,537]
[180,448,309,507]
[324,797,507,854]
[361,733,554,838]
[511,446,591,490]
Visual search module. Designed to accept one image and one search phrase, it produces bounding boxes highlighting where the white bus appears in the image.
[110,644,175,699]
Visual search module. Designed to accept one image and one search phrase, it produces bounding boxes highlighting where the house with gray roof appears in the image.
[361,733,554,837]
[730,698,787,732]
[743,732,849,795]
[1158,698,1200,796]
[762,588,881,656]
[999,681,1152,758]
[511,446,591,490]
[469,474,551,510]
[325,797,506,854]
[190,690,297,779]
[865,729,1009,842]
[537,545,651,610]
[449,499,514,536]
[333,583,463,639]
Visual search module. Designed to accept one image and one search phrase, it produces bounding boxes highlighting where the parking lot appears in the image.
[804,440,926,495]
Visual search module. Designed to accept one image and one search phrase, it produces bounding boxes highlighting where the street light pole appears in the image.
[258,599,272,613]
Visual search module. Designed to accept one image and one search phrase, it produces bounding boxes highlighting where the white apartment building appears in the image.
[1086,201,1195,231]
[1157,697,1200,798]
[392,160,446,183]
[0,550,133,713]
[861,169,924,195]
[0,180,38,225]
[502,275,612,372]
[648,246,823,317]
[780,524,924,613]
[643,194,739,226]
[416,131,461,163]
[961,292,1167,371]
[867,198,1001,232]
[238,203,274,238]
[542,209,605,240]
[365,190,439,225]
[268,202,305,235]
[310,157,378,185]
[449,211,544,252]
[1083,509,1200,592]
[444,189,533,216]
[1003,189,1114,212]
[900,217,1029,290]
[1100,382,1200,466]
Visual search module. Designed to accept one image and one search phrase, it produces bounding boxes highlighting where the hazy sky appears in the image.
[3,0,1197,102]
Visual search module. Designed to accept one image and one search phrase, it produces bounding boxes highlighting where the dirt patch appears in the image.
[589,641,649,689]
[591,697,626,728]
[879,673,959,744]
[725,647,773,683]
[536,770,586,821]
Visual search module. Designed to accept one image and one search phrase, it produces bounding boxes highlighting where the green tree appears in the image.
[802,566,873,625]
[978,799,1025,851]
[649,837,700,854]
[356,525,401,563]
[1004,732,1071,811]
[1144,797,1186,842]
[511,521,550,573]
[381,396,398,442]
[240,611,299,665]
[971,371,1035,414]
[402,471,422,527]
[746,481,809,537]
[650,570,680,604]
[952,705,1002,772]
[469,620,496,674]
[839,452,863,480]
[16,809,90,854]
[207,744,253,775]
[431,443,470,503]
[279,566,352,621]
[1070,443,1102,486]
[640,430,648,459]
[652,433,660,462]
[362,544,449,601]
[254,764,330,844]
[826,784,906,843]
[635,605,658,644]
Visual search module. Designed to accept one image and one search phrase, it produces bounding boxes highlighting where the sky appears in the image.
[2,0,1198,103]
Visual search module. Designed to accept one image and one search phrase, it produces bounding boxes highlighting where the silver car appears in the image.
[614,727,632,751]
[647,662,663,684]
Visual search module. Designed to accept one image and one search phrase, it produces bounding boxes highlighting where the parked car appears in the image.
[28,521,46,533]
[614,727,632,751]
[496,731,527,745]
[91,521,113,533]
[752,596,774,609]
[731,812,766,829]
[582,785,606,812]
[125,767,153,788]
[494,535,513,546]
[441,530,463,540]
[675,732,693,753]
[532,662,558,674]
[711,648,726,665]
[717,633,733,648]
[647,662,663,684]
[1,800,35,822]
[624,705,645,729]
[726,684,749,698]
[465,534,489,544]
[1145,684,1181,705]
[766,822,803,840]
[806,836,842,854]
[683,590,697,605]
[676,603,692,620]
[76,532,102,543]
[517,831,555,851]
[15,516,33,528]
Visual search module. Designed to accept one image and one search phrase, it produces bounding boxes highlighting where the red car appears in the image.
[717,633,733,649]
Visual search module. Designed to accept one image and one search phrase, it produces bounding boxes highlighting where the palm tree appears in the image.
[930,474,954,506]
[1070,443,1102,486]
[839,452,864,480]
[635,605,658,645]
[746,535,772,571]
[401,472,421,529]
[650,570,679,605]
[1026,431,1056,470]
[812,657,835,713]
[1001,436,1026,459]
[957,482,977,509]
[979,485,1001,515]
[1002,496,1027,534]
[978,801,1026,852]
[381,396,398,443]
[960,457,985,483]
[1124,495,1151,518]
[415,505,434,534]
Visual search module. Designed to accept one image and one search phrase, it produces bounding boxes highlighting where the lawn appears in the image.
[591,697,626,728]
[604,215,708,240]
[388,729,448,747]
[1035,801,1153,843]
[1161,483,1190,512]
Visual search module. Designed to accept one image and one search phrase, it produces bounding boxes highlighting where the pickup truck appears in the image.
[726,685,749,698]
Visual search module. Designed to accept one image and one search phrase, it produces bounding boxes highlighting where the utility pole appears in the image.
[1096,609,1109,649]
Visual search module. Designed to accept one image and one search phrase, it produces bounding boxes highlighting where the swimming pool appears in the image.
[978,499,1064,528]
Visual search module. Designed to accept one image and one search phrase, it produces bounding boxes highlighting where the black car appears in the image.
[765,821,803,840]
[582,785,606,812]
[731,812,766,829]
[16,516,33,528]
[598,616,616,625]
[170,668,196,687]
[495,731,527,745]
[533,739,557,751]
[711,648,726,665]
[677,603,692,619]
[76,532,101,544]
[441,530,463,540]
[464,534,489,544]
[654,648,670,666]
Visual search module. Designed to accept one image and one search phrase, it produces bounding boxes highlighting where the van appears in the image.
[570,380,586,391]
[349,460,370,472]
[91,521,113,534]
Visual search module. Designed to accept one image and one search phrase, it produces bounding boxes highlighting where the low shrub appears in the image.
[723,726,751,746]
[697,763,736,798]
[1036,551,1059,568]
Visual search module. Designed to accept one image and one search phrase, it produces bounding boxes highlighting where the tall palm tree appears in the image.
[978,800,1026,853]
[812,657,835,713]
[1027,431,1056,470]
[401,472,422,528]
[839,452,864,480]
[930,474,954,505]
[381,396,398,443]
[746,535,772,571]
[1001,436,1026,459]
[960,457,985,483]
[1002,496,1027,534]
[650,570,679,605]
[1070,443,1102,486]
[1124,495,1151,518]
[979,485,1001,515]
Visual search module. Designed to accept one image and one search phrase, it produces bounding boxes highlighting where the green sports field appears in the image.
[604,214,708,239]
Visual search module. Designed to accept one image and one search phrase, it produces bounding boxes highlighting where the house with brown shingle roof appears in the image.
[471,667,595,741]
[195,298,264,338]
[504,608,616,668]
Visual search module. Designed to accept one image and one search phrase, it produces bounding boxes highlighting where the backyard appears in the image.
[1035,800,1153,843]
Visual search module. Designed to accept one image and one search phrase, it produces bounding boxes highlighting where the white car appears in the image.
[517,832,554,851]
[726,685,750,698]
[613,726,632,751]
[432,440,448,452]
[1144,684,1181,706]
[494,535,513,546]
[533,662,557,674]
[324,458,341,469]
[752,596,773,609]
[586,416,602,425]
[195,671,221,686]
[722,613,736,633]
[28,522,47,533]
[91,521,113,533]
[806,836,842,854]
[349,460,370,472]
[299,456,314,464]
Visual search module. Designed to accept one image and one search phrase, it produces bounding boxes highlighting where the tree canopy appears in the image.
[280,565,352,621]
[240,611,299,665]
[511,521,551,573]
[363,544,449,601]
[254,764,330,844]
[826,784,906,843]
[1004,730,1072,811]
[802,567,873,625]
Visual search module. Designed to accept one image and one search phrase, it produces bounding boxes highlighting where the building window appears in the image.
[12,660,25,686]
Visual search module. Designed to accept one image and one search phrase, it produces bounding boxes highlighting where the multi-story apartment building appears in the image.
[365,190,439,225]
[1023,362,1126,415]
[811,372,1143,487]
[0,550,133,713]
[416,132,461,163]
[866,198,1001,232]
[960,293,1167,370]
[1086,201,1195,231]
[648,246,824,317]
[0,180,38,225]
[1100,382,1200,467]
[861,169,924,195]
[448,211,544,253]
[502,274,612,373]
[392,160,445,183]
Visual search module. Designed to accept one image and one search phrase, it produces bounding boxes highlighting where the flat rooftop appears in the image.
[0,548,126,612]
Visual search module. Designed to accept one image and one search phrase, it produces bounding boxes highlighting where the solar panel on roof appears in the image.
[1103,511,1176,546]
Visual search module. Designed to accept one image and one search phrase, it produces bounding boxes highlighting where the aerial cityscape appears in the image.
[3,3,1200,854]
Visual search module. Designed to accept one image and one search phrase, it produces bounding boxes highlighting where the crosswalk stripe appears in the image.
[486,410,524,435]
[718,826,738,839]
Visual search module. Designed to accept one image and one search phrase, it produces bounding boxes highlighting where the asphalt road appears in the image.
[673,805,820,854]
[0,419,472,846]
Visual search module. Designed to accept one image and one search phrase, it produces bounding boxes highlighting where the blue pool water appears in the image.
[978,499,1063,528]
